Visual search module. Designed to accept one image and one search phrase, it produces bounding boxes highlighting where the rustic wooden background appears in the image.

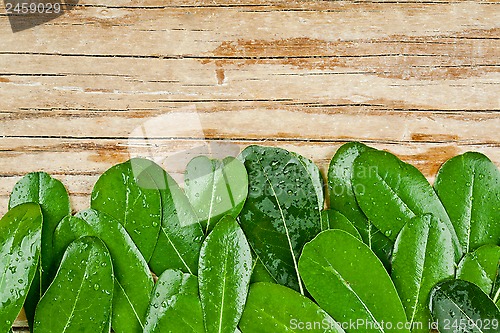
[1,0,499,331]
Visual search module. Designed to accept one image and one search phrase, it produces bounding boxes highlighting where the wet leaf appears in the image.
[0,203,42,333]
[91,158,162,261]
[435,152,500,254]
[392,214,455,332]
[352,149,461,260]
[456,244,500,307]
[239,145,322,293]
[239,282,345,333]
[53,209,153,333]
[250,256,275,284]
[293,153,325,210]
[33,237,113,333]
[430,279,500,333]
[9,172,70,329]
[299,230,409,333]
[327,142,392,269]
[129,160,204,276]
[199,216,252,333]
[321,209,362,240]
[143,269,204,333]
[185,156,248,234]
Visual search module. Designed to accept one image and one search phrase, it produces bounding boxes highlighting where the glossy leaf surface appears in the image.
[435,152,500,254]
[457,244,500,306]
[327,142,392,268]
[0,203,42,333]
[392,214,455,332]
[430,279,500,333]
[199,216,252,333]
[321,210,361,240]
[9,172,70,328]
[293,153,324,210]
[185,156,248,233]
[239,145,322,293]
[239,282,345,333]
[33,237,113,333]
[144,269,204,333]
[134,161,204,276]
[352,149,460,260]
[54,209,153,333]
[91,158,162,261]
[299,230,409,333]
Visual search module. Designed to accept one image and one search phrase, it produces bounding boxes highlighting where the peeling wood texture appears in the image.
[0,0,499,329]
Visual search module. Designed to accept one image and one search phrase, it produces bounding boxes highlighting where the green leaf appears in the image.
[199,216,252,333]
[430,279,500,333]
[8,172,70,329]
[250,256,275,284]
[33,237,113,333]
[293,153,325,209]
[352,149,461,260]
[143,269,204,333]
[185,156,248,234]
[457,244,500,306]
[144,162,204,276]
[239,282,345,333]
[327,142,392,269]
[91,158,162,261]
[53,209,154,333]
[239,145,322,293]
[299,230,409,333]
[392,214,455,332]
[0,203,42,333]
[321,210,362,240]
[435,152,500,254]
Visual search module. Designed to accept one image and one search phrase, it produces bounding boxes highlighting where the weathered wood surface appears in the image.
[1,0,499,329]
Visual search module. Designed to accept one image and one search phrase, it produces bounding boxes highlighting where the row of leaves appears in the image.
[1,143,499,333]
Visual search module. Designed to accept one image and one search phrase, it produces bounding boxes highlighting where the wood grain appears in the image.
[1,0,498,330]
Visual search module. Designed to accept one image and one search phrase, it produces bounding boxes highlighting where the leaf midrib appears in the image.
[438,286,485,333]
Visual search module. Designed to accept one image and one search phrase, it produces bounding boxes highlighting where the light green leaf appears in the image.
[144,269,204,333]
[299,230,409,333]
[199,216,252,333]
[321,210,362,240]
[392,214,455,332]
[430,279,500,333]
[327,142,392,269]
[9,172,70,329]
[91,158,162,261]
[352,149,461,260]
[239,282,345,333]
[33,237,113,333]
[457,244,500,306]
[435,152,500,254]
[0,203,42,333]
[185,156,248,234]
[239,145,322,293]
[53,209,153,333]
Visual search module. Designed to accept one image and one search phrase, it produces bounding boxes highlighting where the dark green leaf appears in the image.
[9,172,70,329]
[239,145,322,293]
[250,256,275,284]
[33,237,113,333]
[185,156,248,234]
[457,244,500,306]
[53,209,153,333]
[0,203,42,333]
[199,216,252,333]
[293,153,325,209]
[435,152,500,254]
[144,269,204,333]
[129,160,204,276]
[327,142,392,269]
[239,282,345,333]
[392,214,455,332]
[430,279,500,333]
[299,230,409,333]
[91,158,162,261]
[352,149,461,260]
[321,210,362,240]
